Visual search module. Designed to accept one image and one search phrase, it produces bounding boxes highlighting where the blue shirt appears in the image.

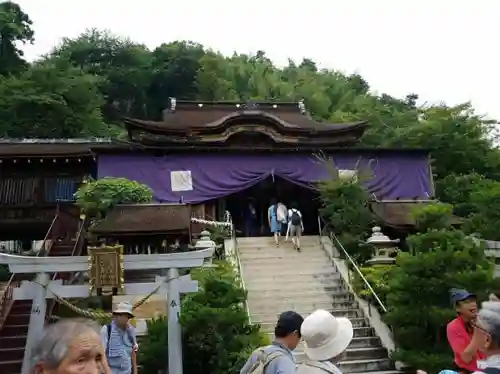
[240,342,296,374]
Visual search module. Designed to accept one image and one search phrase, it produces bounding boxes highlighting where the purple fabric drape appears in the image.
[97,153,431,203]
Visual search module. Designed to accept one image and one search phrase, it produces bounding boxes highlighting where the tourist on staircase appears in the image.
[240,311,304,374]
[287,202,304,252]
[268,198,282,247]
[101,302,139,374]
[296,309,353,374]
[31,318,111,374]
[447,289,486,374]
[277,200,288,238]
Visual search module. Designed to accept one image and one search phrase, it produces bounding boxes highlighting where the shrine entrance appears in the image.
[223,176,320,237]
[0,245,214,374]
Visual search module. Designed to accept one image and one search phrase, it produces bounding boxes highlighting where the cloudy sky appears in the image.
[16,0,500,120]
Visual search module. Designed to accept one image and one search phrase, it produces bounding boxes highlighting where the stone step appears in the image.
[0,335,27,349]
[240,256,328,266]
[243,266,337,278]
[248,291,352,304]
[339,358,393,373]
[244,272,341,285]
[239,245,322,253]
[248,299,358,313]
[349,336,382,348]
[251,308,363,323]
[245,283,346,294]
[0,347,24,361]
[238,236,320,244]
[257,317,369,331]
[294,326,374,342]
[4,313,30,326]
[0,359,22,373]
[1,324,29,336]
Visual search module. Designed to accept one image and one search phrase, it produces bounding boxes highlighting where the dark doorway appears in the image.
[224,176,320,237]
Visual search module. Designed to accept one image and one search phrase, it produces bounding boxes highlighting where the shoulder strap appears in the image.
[264,351,284,365]
[106,324,111,356]
[251,349,285,372]
[483,368,500,374]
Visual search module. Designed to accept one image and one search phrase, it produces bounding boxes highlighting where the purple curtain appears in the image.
[97,153,431,203]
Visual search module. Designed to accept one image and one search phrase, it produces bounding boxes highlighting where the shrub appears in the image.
[351,264,394,307]
[138,261,267,374]
[384,229,494,372]
[319,166,374,261]
[74,177,153,219]
[411,202,454,232]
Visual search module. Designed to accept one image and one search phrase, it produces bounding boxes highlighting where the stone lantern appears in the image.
[194,230,220,266]
[195,230,215,249]
[365,226,400,266]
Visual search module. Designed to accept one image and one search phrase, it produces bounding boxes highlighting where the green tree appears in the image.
[47,29,154,122]
[138,261,267,374]
[384,205,495,372]
[74,177,153,219]
[0,1,34,75]
[319,161,374,261]
[0,62,117,138]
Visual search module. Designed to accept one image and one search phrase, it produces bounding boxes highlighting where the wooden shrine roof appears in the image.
[370,201,463,229]
[123,100,368,147]
[91,204,192,235]
[0,139,122,158]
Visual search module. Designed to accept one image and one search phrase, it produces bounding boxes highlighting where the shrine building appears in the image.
[0,99,434,243]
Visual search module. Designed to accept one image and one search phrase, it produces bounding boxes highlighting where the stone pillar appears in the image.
[167,267,182,374]
[22,272,49,374]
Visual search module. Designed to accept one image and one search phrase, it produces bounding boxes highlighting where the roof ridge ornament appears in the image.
[298,99,306,114]
[170,97,177,112]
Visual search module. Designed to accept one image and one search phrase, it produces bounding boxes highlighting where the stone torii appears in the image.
[0,248,214,374]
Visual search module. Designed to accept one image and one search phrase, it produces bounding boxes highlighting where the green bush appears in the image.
[351,264,394,306]
[384,229,494,372]
[319,166,374,261]
[411,202,454,232]
[138,261,267,374]
[74,177,153,219]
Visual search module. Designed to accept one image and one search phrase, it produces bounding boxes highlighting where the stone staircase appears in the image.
[0,238,78,374]
[238,235,398,374]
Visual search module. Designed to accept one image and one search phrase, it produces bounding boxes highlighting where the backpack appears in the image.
[290,209,302,226]
[247,349,284,374]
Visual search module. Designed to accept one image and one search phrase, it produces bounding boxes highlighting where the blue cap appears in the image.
[450,288,476,305]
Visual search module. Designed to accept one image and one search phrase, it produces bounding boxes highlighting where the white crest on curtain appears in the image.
[170,170,193,192]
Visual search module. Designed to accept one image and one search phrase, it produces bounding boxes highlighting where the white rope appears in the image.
[190,217,231,227]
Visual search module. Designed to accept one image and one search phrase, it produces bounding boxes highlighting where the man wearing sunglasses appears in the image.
[447,288,486,374]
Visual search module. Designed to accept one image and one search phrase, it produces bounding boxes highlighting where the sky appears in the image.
[15,0,500,121]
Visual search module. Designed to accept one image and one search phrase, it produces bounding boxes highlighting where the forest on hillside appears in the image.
[2,1,500,240]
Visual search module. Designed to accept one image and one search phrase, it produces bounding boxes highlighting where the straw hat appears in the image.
[113,302,135,318]
[301,309,353,361]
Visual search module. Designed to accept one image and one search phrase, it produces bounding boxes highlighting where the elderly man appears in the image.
[31,318,110,374]
[102,302,138,374]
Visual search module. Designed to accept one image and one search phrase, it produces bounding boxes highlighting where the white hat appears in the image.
[113,302,135,318]
[301,309,354,361]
